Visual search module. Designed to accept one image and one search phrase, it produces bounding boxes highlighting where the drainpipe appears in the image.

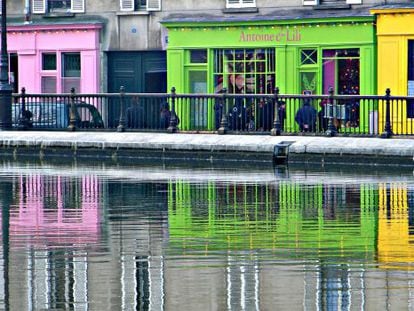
[24,0,31,24]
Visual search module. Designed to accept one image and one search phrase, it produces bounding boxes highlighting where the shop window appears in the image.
[323,48,360,128]
[120,0,161,11]
[41,76,57,93]
[301,49,318,65]
[407,40,414,118]
[226,0,256,9]
[42,53,57,71]
[32,0,85,14]
[190,50,207,64]
[213,48,275,94]
[62,53,81,93]
[322,49,359,95]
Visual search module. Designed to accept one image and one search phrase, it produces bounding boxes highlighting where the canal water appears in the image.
[0,160,413,310]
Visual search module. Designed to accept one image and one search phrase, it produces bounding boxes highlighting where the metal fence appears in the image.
[10,86,411,138]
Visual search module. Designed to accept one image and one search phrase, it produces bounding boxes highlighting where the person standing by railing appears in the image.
[295,97,317,132]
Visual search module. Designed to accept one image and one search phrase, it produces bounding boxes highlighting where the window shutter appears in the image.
[32,0,46,14]
[147,0,161,11]
[120,0,134,11]
[303,0,318,5]
[346,0,362,4]
[71,0,85,13]
[226,0,255,8]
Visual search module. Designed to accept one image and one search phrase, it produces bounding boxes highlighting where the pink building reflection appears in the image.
[9,174,102,248]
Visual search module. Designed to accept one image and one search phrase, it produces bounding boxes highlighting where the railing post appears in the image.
[217,88,228,135]
[271,87,281,136]
[18,87,30,130]
[167,87,178,133]
[117,86,126,132]
[325,86,337,137]
[68,87,77,131]
[381,88,393,138]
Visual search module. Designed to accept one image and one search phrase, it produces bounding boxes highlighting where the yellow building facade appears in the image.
[372,8,414,134]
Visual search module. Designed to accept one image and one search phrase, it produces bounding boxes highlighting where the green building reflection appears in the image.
[167,180,379,260]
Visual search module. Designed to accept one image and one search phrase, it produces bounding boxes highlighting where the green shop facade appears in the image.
[162,16,376,131]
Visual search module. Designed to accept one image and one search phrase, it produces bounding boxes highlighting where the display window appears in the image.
[323,48,360,128]
[213,48,275,95]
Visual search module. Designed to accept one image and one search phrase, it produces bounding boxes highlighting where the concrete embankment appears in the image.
[0,131,412,167]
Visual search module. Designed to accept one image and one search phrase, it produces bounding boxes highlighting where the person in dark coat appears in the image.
[278,100,286,131]
[228,99,246,131]
[160,102,171,129]
[295,98,317,132]
[126,98,145,129]
[318,98,328,132]
[213,99,223,130]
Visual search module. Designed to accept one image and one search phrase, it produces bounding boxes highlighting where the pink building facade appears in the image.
[7,23,102,94]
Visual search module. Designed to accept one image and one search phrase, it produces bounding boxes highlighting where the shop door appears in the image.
[187,70,207,130]
[107,51,166,128]
[10,54,18,93]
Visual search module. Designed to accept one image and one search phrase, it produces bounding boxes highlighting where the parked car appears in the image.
[12,100,104,129]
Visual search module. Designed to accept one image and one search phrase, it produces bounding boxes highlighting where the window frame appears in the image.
[119,0,161,12]
[32,0,85,14]
[226,0,256,9]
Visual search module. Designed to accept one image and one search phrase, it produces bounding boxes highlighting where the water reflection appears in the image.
[0,162,413,309]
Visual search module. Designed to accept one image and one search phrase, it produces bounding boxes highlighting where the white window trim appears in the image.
[147,0,161,11]
[303,0,317,5]
[346,0,362,4]
[226,0,256,9]
[32,0,46,14]
[71,0,85,13]
[120,0,134,11]
[33,0,85,14]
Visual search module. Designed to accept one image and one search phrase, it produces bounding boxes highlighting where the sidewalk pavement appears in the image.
[0,131,412,166]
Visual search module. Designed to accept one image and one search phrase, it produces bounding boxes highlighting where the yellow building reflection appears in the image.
[378,182,414,269]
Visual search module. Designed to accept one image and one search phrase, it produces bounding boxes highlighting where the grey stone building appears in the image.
[3,0,414,95]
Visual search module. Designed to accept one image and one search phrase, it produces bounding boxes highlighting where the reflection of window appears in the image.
[120,0,161,11]
[226,0,256,8]
[32,0,85,14]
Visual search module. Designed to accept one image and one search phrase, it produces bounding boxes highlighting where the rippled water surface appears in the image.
[0,161,414,310]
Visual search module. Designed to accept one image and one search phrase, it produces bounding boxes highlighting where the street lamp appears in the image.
[0,0,12,130]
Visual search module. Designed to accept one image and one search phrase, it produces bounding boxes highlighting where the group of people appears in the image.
[126,96,358,132]
[294,98,360,132]
[126,99,179,129]
[214,98,287,131]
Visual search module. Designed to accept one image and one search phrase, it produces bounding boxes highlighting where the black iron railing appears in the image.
[11,86,414,138]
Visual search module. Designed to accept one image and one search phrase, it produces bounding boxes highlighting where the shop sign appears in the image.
[239,28,301,43]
